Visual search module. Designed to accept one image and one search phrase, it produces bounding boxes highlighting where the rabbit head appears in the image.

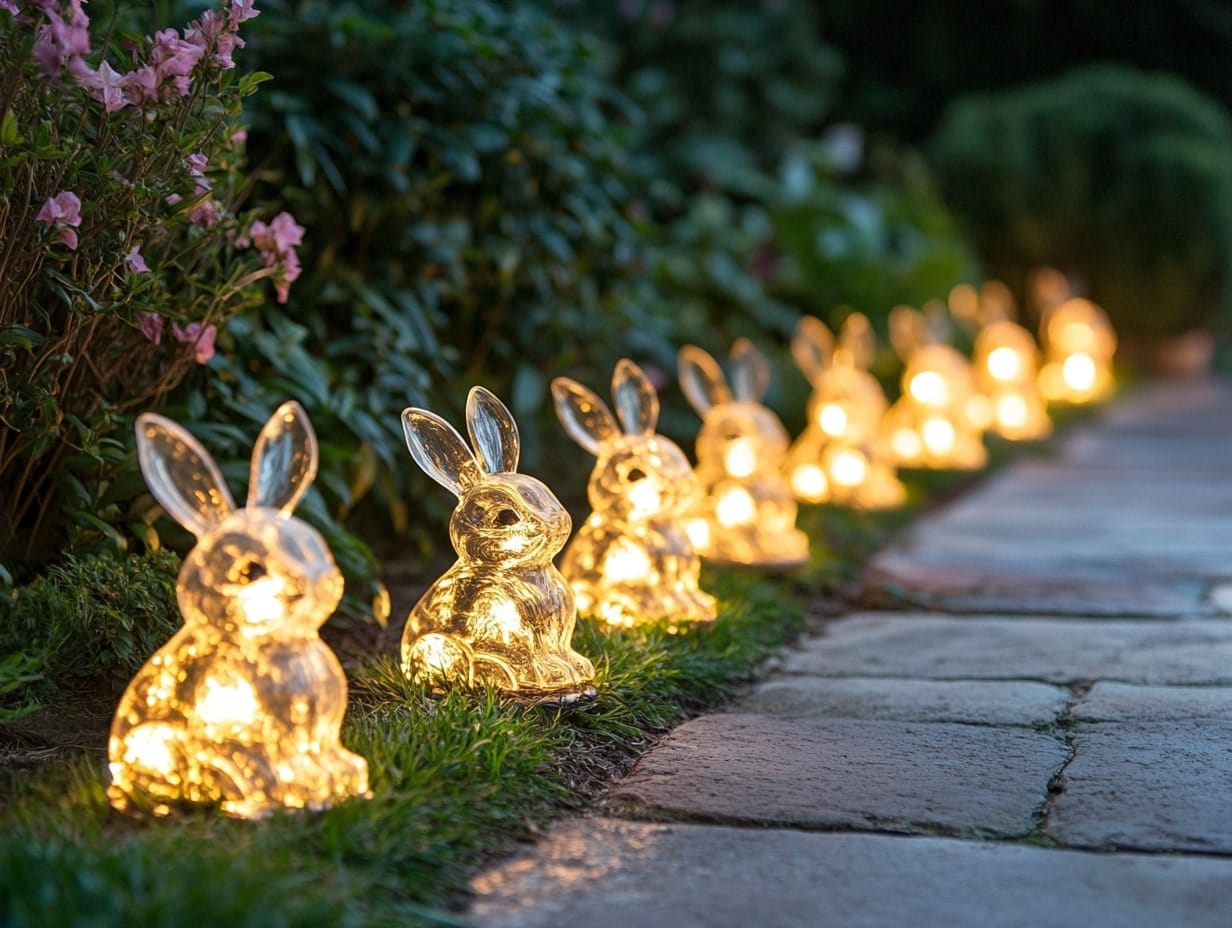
[552,359,698,522]
[679,339,789,477]
[793,314,887,443]
[403,387,571,568]
[136,401,343,636]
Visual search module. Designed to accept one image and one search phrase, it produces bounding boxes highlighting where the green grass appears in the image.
[0,567,813,927]
[0,438,1052,927]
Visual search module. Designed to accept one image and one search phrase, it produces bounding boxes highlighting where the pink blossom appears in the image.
[36,190,82,250]
[188,183,218,227]
[171,321,216,363]
[1,1,20,16]
[185,9,245,70]
[72,59,130,113]
[121,65,159,105]
[165,193,183,207]
[229,0,260,26]
[230,128,247,147]
[124,246,149,274]
[138,312,164,344]
[32,0,90,77]
[249,211,305,304]
[186,153,208,176]
[150,27,203,97]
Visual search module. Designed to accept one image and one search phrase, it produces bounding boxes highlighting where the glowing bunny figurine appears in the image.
[109,402,370,819]
[786,313,906,510]
[881,304,988,470]
[400,387,595,704]
[678,339,809,567]
[553,359,717,632]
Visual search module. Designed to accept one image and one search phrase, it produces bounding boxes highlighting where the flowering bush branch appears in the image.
[0,0,300,566]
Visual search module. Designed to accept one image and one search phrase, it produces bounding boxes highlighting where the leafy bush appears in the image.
[0,1,297,571]
[175,0,679,566]
[930,66,1232,337]
[0,549,180,697]
[561,1,842,188]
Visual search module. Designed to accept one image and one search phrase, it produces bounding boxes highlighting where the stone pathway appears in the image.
[468,380,1232,928]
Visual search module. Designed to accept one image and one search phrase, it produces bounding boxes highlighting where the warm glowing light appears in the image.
[554,359,718,627]
[724,437,757,478]
[922,416,957,455]
[677,342,809,568]
[1062,352,1097,391]
[965,395,993,431]
[685,517,712,550]
[828,448,868,488]
[818,403,848,437]
[716,486,756,526]
[791,464,829,503]
[995,394,1029,429]
[109,402,370,818]
[891,428,922,461]
[401,387,596,703]
[1039,297,1116,404]
[909,370,949,406]
[788,313,906,510]
[986,346,1022,382]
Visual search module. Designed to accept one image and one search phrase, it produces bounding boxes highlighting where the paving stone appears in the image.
[607,713,1068,837]
[739,677,1069,727]
[782,613,1232,685]
[469,818,1232,928]
[1074,682,1232,722]
[1046,722,1232,853]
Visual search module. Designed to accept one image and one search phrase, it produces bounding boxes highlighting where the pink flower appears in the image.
[171,321,216,364]
[1,1,20,16]
[36,190,82,250]
[72,59,130,113]
[230,128,247,147]
[165,193,183,207]
[150,27,203,97]
[188,183,218,226]
[185,10,245,70]
[121,65,159,105]
[186,153,208,176]
[138,312,164,344]
[124,246,149,274]
[32,0,90,77]
[229,0,260,26]
[249,211,305,304]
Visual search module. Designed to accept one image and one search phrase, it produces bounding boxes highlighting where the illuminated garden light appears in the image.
[1039,297,1116,404]
[399,387,596,704]
[109,402,370,819]
[786,313,906,510]
[972,319,1051,441]
[553,359,718,630]
[675,340,808,568]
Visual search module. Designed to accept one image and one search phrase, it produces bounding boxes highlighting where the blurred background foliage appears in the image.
[5,0,1232,687]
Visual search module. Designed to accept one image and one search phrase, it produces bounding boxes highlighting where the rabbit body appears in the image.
[400,389,595,703]
[679,341,808,567]
[553,360,717,631]
[109,405,369,818]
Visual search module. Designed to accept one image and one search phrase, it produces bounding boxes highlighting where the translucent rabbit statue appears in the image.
[109,402,370,819]
[400,387,595,704]
[881,303,988,470]
[552,358,717,632]
[786,313,906,510]
[677,338,808,567]
[955,282,1051,441]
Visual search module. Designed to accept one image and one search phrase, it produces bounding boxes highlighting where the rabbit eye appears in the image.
[626,467,647,482]
[495,507,520,526]
[232,558,266,584]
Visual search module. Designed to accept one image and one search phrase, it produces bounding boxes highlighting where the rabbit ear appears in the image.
[792,316,833,383]
[552,376,620,455]
[889,305,924,359]
[136,413,236,537]
[730,338,771,401]
[678,345,731,416]
[611,358,659,435]
[466,386,519,475]
[248,401,317,515]
[401,407,480,497]
[836,313,875,370]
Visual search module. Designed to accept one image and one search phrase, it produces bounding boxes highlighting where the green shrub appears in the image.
[930,65,1232,337]
[179,0,678,567]
[0,1,295,571]
[0,549,180,698]
[561,1,842,188]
